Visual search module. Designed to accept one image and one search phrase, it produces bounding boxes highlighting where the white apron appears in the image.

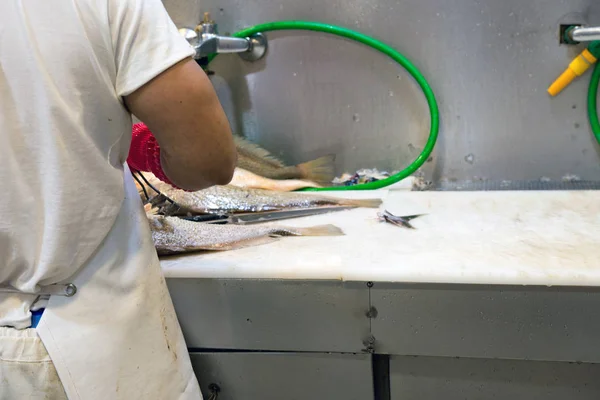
[36,166,202,399]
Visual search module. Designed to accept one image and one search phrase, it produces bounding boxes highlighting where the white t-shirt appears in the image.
[0,0,194,328]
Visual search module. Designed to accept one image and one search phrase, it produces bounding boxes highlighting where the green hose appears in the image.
[587,62,600,145]
[207,21,439,191]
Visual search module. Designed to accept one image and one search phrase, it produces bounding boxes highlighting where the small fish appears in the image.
[377,210,424,229]
[229,167,322,191]
[234,135,335,184]
[156,184,382,215]
[149,215,344,255]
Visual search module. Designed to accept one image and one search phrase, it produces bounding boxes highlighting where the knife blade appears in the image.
[179,206,356,225]
[226,206,356,225]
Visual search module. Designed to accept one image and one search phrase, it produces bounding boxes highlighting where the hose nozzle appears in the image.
[548,48,597,96]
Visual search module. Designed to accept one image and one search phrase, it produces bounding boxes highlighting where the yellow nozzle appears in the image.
[548,49,597,96]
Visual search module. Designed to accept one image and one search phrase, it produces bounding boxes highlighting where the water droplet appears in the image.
[353,113,360,122]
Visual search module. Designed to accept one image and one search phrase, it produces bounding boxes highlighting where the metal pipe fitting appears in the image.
[569,26,600,43]
[178,13,267,61]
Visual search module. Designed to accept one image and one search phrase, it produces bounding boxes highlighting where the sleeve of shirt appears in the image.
[108,0,195,97]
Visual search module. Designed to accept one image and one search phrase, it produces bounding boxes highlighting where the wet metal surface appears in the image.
[163,0,600,183]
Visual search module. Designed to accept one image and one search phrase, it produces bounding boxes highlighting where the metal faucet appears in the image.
[178,13,267,61]
[566,25,600,43]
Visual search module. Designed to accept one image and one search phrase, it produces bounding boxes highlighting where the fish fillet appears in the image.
[149,215,344,255]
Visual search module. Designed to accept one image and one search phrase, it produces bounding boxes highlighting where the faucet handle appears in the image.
[197,12,217,35]
[203,12,214,24]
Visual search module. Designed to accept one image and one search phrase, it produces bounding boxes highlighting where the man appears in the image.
[0,0,236,398]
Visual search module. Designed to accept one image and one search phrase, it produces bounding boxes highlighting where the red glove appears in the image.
[127,123,178,188]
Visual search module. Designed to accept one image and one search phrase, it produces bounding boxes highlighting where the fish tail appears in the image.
[292,224,345,236]
[296,155,336,184]
[212,236,280,251]
[338,198,383,208]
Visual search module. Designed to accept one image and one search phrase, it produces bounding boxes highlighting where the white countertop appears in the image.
[160,188,600,287]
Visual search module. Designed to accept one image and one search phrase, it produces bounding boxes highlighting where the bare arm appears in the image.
[124,58,236,191]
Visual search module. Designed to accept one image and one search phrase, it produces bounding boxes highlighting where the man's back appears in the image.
[0,2,134,319]
[0,1,234,397]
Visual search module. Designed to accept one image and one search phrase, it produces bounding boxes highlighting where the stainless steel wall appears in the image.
[163,0,600,183]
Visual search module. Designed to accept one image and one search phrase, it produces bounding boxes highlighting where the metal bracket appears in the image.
[362,335,376,353]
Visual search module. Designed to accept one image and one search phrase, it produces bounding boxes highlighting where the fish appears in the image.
[148,215,344,255]
[154,183,382,215]
[234,135,335,184]
[229,167,322,191]
[134,165,322,199]
[377,210,424,229]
